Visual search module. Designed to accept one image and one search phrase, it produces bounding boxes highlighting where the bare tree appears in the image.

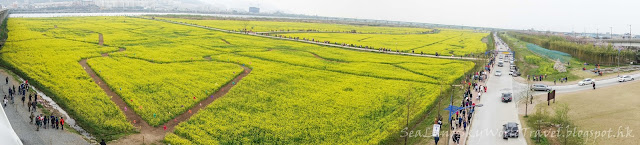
[519,80,534,117]
[404,87,415,145]
[242,21,251,34]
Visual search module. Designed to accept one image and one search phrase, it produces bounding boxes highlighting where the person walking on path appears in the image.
[28,94,32,107]
[593,82,596,90]
[35,115,41,131]
[43,115,48,129]
[50,115,55,128]
[450,117,455,130]
[29,112,34,124]
[55,117,59,129]
[31,101,37,112]
[455,132,461,145]
[60,117,64,130]
[463,120,467,131]
[21,95,25,106]
[3,96,7,108]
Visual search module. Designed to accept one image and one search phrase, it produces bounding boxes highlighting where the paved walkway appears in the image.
[0,71,89,145]
[447,73,489,145]
[137,17,485,61]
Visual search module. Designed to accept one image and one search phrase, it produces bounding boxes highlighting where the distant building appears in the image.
[31,2,74,9]
[93,0,174,9]
[249,7,259,13]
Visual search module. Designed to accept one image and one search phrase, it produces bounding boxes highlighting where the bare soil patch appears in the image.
[520,80,640,145]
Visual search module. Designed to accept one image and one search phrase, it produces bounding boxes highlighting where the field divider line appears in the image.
[132,16,484,61]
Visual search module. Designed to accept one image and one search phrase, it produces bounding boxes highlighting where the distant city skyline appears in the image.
[211,0,639,35]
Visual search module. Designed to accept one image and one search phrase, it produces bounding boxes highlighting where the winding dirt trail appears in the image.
[79,50,252,144]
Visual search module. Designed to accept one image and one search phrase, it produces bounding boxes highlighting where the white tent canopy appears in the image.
[0,105,23,145]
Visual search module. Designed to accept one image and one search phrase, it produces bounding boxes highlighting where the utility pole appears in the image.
[597,28,599,40]
[610,27,613,40]
[611,26,618,74]
[572,27,575,38]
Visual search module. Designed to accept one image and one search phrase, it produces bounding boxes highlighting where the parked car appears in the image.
[503,122,519,139]
[508,69,520,76]
[578,78,595,86]
[512,71,521,77]
[501,92,512,102]
[495,70,502,76]
[618,75,635,82]
[531,84,551,91]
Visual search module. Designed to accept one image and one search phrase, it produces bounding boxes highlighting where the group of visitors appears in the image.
[31,113,64,131]
[449,55,498,145]
[555,77,569,84]
[527,74,547,81]
[471,70,489,82]
[451,87,477,145]
[452,131,462,144]
[2,76,68,132]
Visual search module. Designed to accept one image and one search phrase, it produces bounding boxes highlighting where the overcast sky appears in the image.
[206,0,640,35]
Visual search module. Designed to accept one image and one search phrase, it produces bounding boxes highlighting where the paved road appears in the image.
[0,72,89,145]
[467,33,527,145]
[467,33,640,145]
[531,73,640,95]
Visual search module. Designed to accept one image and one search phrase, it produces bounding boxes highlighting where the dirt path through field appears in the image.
[137,16,484,61]
[79,50,252,144]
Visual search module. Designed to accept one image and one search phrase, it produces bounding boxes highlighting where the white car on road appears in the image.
[495,71,502,76]
[618,75,635,82]
[578,78,595,86]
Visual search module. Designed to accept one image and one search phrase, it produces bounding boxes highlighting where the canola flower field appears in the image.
[153,16,434,34]
[2,16,475,143]
[153,17,489,56]
[281,30,490,56]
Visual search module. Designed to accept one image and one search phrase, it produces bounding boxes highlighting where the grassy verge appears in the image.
[499,33,583,82]
[0,17,7,42]
[522,104,584,145]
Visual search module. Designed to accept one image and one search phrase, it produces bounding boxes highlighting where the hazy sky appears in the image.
[207,0,640,35]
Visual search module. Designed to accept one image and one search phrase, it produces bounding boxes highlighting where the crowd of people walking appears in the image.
[4,77,66,132]
[447,54,496,145]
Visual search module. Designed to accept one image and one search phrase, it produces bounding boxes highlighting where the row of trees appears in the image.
[0,17,8,45]
[508,32,638,65]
